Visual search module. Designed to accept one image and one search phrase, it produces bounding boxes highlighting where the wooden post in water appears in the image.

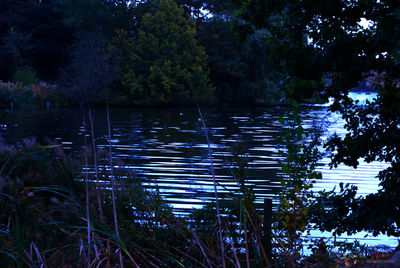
[264,198,272,262]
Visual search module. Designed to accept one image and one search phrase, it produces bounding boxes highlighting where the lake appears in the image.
[0,92,396,247]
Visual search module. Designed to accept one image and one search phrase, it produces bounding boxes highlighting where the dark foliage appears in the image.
[61,32,114,105]
[232,0,400,236]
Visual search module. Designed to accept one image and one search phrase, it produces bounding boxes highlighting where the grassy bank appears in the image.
[0,80,326,109]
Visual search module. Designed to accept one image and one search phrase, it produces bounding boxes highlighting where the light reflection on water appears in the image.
[1,92,396,247]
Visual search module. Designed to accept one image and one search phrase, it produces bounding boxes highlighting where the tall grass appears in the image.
[0,135,274,267]
[0,107,377,267]
[82,116,91,267]
[87,107,103,221]
[189,79,226,267]
[106,103,130,267]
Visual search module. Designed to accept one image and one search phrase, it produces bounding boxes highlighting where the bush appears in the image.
[0,82,13,105]
[0,81,33,107]
[11,66,39,86]
[30,82,62,104]
[0,81,65,107]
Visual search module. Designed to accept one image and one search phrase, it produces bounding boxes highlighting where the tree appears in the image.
[197,17,281,104]
[0,0,34,38]
[3,27,34,71]
[197,17,246,102]
[174,0,233,19]
[58,0,135,38]
[117,0,214,105]
[62,32,113,104]
[232,0,400,236]
[0,1,74,81]
[11,2,74,80]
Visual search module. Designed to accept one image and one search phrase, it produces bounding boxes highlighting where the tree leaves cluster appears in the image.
[275,106,324,264]
[114,0,214,105]
[0,1,74,81]
[232,0,400,236]
[197,17,284,104]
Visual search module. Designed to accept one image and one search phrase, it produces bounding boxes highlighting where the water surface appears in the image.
[1,92,395,247]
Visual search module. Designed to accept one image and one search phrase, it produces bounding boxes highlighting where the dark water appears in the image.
[2,106,284,209]
[0,92,396,247]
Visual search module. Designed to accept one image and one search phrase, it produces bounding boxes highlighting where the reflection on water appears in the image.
[0,92,396,247]
[2,106,285,210]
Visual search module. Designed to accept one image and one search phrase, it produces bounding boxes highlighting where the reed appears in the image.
[82,116,91,267]
[87,106,103,221]
[106,102,133,267]
[188,79,226,267]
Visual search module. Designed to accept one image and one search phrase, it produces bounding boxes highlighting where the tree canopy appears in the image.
[232,0,399,100]
[116,0,214,105]
[0,0,288,106]
[233,0,400,236]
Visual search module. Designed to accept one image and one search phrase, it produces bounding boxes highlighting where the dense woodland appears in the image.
[0,0,290,106]
[1,0,400,267]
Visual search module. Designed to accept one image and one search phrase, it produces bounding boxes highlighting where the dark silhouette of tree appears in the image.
[0,1,74,81]
[232,0,400,236]
[62,32,113,105]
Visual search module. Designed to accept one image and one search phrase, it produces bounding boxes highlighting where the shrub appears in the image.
[0,81,65,107]
[0,81,33,107]
[30,82,61,104]
[11,66,39,86]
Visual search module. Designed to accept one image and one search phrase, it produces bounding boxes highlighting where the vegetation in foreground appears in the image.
[0,112,397,267]
[233,0,400,244]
